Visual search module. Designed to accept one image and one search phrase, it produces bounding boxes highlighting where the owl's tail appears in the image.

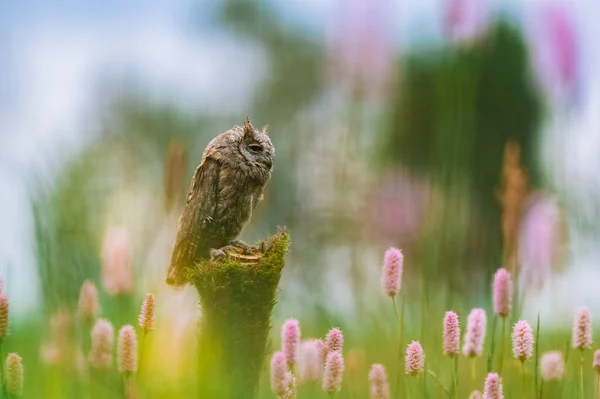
[165,260,187,288]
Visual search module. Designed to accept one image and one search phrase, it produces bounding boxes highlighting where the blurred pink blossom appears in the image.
[381,247,403,297]
[270,351,288,396]
[593,349,600,372]
[492,268,512,318]
[101,226,134,296]
[532,4,579,99]
[540,351,564,381]
[444,0,488,44]
[281,319,301,367]
[363,171,430,245]
[462,308,487,358]
[298,340,321,383]
[572,307,592,350]
[326,0,394,99]
[519,193,563,291]
[322,351,344,393]
[369,364,390,399]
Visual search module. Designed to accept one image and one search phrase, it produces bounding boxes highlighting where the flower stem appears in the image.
[452,357,458,399]
[521,360,527,398]
[487,315,497,373]
[596,373,598,399]
[393,295,405,399]
[580,350,585,399]
[471,359,475,384]
[499,317,506,375]
[539,380,544,399]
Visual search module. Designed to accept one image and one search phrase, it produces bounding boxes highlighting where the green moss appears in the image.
[190,231,290,399]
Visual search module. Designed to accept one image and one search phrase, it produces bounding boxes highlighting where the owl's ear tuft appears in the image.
[243,116,253,137]
[262,124,269,136]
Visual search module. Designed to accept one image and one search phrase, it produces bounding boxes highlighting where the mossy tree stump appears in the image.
[189,231,290,399]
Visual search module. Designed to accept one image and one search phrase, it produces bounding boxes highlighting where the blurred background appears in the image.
[1,0,600,396]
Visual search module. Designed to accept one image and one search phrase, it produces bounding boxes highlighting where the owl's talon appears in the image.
[209,248,227,260]
[229,240,256,255]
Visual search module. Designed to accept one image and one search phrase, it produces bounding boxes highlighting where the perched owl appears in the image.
[166,117,274,287]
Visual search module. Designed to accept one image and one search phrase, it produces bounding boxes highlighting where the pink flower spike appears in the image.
[90,319,114,371]
[325,328,344,355]
[0,293,9,340]
[315,338,326,365]
[540,351,564,381]
[572,307,592,350]
[593,350,600,372]
[282,319,301,367]
[443,311,460,357]
[512,320,534,361]
[5,353,23,397]
[138,293,156,332]
[469,391,483,399]
[298,340,322,383]
[322,351,344,393]
[483,372,504,399]
[270,351,288,395]
[369,364,390,399]
[405,341,425,376]
[282,371,296,399]
[117,325,138,374]
[78,280,99,321]
[381,247,403,297]
[493,268,512,318]
[462,308,487,358]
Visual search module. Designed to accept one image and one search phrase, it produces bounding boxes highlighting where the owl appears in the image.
[166,117,274,287]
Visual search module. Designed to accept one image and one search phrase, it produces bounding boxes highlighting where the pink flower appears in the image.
[89,319,114,371]
[512,320,534,361]
[369,364,390,399]
[483,373,504,399]
[325,328,344,357]
[593,350,600,372]
[78,280,99,321]
[298,340,322,383]
[444,0,488,44]
[572,307,592,350]
[493,268,512,318]
[405,341,425,376]
[101,226,134,296]
[138,293,156,332]
[322,351,344,393]
[0,293,9,340]
[540,351,564,381]
[5,353,23,397]
[117,325,137,373]
[282,319,301,367]
[470,391,483,399]
[381,248,403,297]
[315,338,326,365]
[463,308,487,358]
[443,311,460,357]
[270,351,288,395]
[282,372,296,399]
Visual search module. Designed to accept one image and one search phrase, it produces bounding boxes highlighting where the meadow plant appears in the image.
[572,306,592,399]
[512,319,534,395]
[443,311,460,398]
[469,390,482,399]
[381,247,403,298]
[540,351,564,381]
[282,319,301,368]
[323,351,344,394]
[282,372,296,399]
[298,340,322,383]
[368,364,390,399]
[492,268,512,374]
[77,280,99,321]
[5,352,24,397]
[117,325,138,374]
[483,372,503,399]
[405,341,424,377]
[270,352,288,396]
[89,319,114,371]
[325,328,344,357]
[0,292,10,342]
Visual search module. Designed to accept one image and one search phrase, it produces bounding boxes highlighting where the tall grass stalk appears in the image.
[499,317,506,375]
[488,315,498,373]
[580,350,585,399]
[452,357,458,399]
[534,313,540,399]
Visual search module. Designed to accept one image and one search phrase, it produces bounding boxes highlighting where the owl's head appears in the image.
[239,117,274,171]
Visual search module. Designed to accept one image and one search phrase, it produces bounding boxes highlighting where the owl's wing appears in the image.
[166,157,221,287]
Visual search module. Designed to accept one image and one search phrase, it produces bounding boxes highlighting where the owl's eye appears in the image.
[248,143,263,153]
